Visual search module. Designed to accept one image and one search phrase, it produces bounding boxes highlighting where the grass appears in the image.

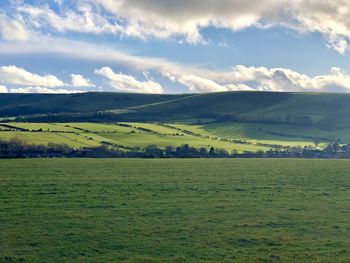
[124,122,180,135]
[203,122,342,144]
[0,122,271,152]
[0,131,101,148]
[1,159,350,262]
[0,93,189,116]
[170,123,317,147]
[6,122,77,132]
[5,120,347,151]
[63,123,135,133]
[122,91,350,129]
[201,122,350,145]
[101,132,267,152]
[4,120,349,151]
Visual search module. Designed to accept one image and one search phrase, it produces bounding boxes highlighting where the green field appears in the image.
[2,120,346,152]
[0,122,274,153]
[1,159,350,262]
[202,122,350,143]
[2,91,350,152]
[169,123,315,147]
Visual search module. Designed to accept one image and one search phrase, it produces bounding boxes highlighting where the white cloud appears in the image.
[9,87,84,94]
[0,14,30,41]
[0,65,94,93]
[174,74,255,93]
[17,3,121,35]
[88,0,349,53]
[71,74,94,87]
[85,0,261,43]
[0,85,8,93]
[177,74,228,92]
[0,65,64,87]
[0,0,347,54]
[0,37,173,73]
[171,65,350,93]
[95,67,163,94]
[2,37,350,93]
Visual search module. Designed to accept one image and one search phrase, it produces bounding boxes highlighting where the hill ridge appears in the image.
[1,91,350,130]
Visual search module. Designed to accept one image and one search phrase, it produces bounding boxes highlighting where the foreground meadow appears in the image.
[1,159,350,262]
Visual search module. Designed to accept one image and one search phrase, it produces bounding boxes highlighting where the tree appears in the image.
[209,147,215,156]
[164,146,174,157]
[199,147,208,156]
[145,145,163,158]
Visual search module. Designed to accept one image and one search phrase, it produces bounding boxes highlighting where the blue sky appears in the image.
[1,0,350,94]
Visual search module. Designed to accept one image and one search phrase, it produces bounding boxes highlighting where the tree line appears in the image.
[6,110,315,127]
[1,138,350,159]
[14,112,123,123]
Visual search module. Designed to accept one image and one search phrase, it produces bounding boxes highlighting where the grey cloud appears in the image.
[6,0,350,52]
[91,0,350,52]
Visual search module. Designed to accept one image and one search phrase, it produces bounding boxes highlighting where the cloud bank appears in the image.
[0,65,64,87]
[8,0,350,54]
[1,38,350,94]
[0,65,94,93]
[95,67,163,94]
[166,66,350,93]
[92,0,350,53]
[9,87,83,94]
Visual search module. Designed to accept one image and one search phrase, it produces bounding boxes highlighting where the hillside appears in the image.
[1,91,350,130]
[123,92,350,129]
[0,92,189,116]
[2,91,350,153]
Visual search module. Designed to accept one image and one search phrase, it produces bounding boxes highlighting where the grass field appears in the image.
[2,120,347,152]
[202,122,350,144]
[4,123,77,132]
[0,131,102,148]
[2,120,346,152]
[0,122,273,152]
[2,91,350,152]
[1,159,350,262]
[174,123,299,146]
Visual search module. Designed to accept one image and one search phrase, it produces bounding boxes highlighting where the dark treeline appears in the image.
[138,142,350,158]
[1,138,350,159]
[0,138,123,158]
[13,112,123,123]
[6,110,314,127]
[0,124,28,131]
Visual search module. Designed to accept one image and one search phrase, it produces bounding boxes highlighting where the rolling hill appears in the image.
[0,92,189,116]
[2,91,350,130]
[122,92,350,129]
[1,91,350,151]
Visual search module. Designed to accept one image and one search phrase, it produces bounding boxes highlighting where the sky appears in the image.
[1,0,350,94]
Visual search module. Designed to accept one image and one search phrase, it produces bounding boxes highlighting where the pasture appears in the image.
[0,122,272,152]
[1,159,350,262]
[0,121,334,153]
